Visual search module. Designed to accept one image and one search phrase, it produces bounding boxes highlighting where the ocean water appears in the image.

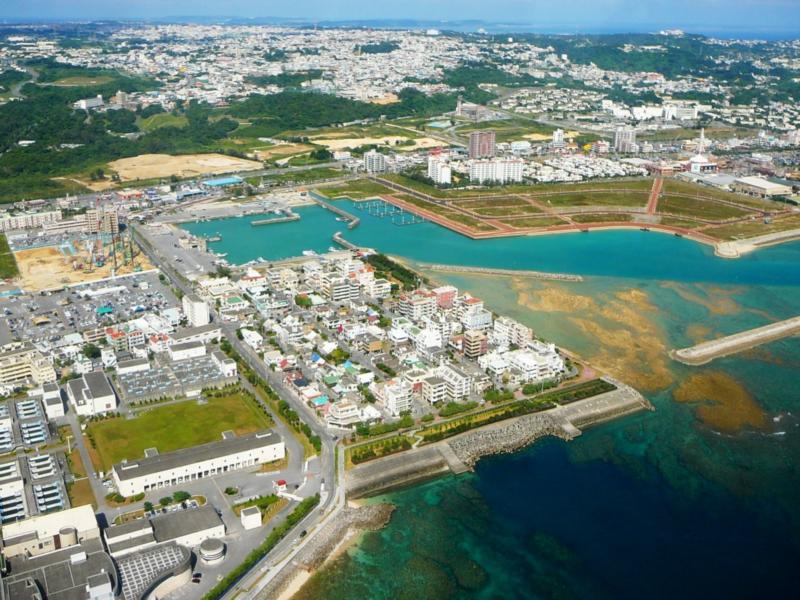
[182,202,800,599]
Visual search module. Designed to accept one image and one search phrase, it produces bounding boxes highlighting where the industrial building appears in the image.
[65,372,117,417]
[111,430,285,496]
[732,176,793,198]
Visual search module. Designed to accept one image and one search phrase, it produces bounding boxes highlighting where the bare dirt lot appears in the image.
[108,153,263,181]
[14,246,154,292]
[252,143,314,161]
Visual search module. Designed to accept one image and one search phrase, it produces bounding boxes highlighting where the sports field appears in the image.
[87,390,272,472]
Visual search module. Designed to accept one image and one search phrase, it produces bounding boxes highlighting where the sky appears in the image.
[1,0,799,37]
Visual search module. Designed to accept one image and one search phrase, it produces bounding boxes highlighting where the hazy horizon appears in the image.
[1,1,799,39]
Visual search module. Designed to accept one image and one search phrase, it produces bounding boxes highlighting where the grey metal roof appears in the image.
[104,516,152,540]
[113,430,282,481]
[83,371,114,399]
[151,505,223,543]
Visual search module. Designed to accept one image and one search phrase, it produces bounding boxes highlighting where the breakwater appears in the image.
[345,383,652,498]
[309,191,360,229]
[250,213,300,226]
[671,315,800,365]
[419,262,584,282]
[332,232,359,251]
[716,228,800,258]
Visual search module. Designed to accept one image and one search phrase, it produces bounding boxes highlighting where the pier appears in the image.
[309,191,361,229]
[671,315,800,365]
[418,263,584,282]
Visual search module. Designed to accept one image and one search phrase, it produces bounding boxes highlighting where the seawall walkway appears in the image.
[345,380,651,498]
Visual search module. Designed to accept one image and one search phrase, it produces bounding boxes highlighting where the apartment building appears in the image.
[0,342,57,387]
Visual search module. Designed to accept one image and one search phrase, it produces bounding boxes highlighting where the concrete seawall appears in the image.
[345,382,652,498]
[671,316,800,365]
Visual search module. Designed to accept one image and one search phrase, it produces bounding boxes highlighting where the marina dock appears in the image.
[671,315,800,365]
[309,191,361,229]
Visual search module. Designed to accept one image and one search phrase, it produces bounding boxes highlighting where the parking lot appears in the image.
[0,272,179,349]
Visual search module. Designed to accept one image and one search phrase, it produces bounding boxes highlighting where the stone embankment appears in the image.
[254,504,394,600]
[345,381,652,499]
[447,413,567,467]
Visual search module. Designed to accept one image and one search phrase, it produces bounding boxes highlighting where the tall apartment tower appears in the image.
[614,127,637,153]
[468,130,496,159]
[363,150,387,173]
[182,293,210,327]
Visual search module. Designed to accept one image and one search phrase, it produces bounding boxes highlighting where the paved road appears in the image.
[133,226,341,596]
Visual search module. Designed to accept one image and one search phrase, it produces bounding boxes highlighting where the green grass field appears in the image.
[137,112,189,132]
[53,75,114,86]
[318,179,395,199]
[87,390,271,471]
[454,117,555,142]
[704,214,800,240]
[658,195,750,220]
[262,167,342,185]
[539,191,649,208]
[570,213,634,223]
[499,216,567,228]
[471,205,544,217]
[0,234,19,279]
[661,179,772,209]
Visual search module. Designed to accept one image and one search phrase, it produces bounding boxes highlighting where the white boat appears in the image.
[302,250,318,256]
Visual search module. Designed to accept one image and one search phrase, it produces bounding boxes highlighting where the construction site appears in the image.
[12,230,154,292]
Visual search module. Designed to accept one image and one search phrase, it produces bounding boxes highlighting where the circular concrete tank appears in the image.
[59,526,78,547]
[199,538,226,564]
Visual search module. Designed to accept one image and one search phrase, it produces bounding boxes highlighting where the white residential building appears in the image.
[469,158,524,184]
[371,379,413,416]
[427,156,452,185]
[326,400,361,428]
[363,150,386,173]
[182,294,210,327]
[493,316,533,348]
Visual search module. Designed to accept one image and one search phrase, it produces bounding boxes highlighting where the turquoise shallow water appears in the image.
[182,203,800,599]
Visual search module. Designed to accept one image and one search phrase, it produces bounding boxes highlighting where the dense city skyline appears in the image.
[1,0,799,37]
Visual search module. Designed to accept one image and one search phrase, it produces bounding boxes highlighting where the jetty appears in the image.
[309,191,360,229]
[671,315,800,365]
[418,263,584,282]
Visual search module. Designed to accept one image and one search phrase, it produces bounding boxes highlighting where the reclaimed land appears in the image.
[671,316,800,365]
[86,388,271,472]
[345,175,795,252]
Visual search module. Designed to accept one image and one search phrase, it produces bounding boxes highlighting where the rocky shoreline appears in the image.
[258,503,395,600]
[446,413,570,468]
